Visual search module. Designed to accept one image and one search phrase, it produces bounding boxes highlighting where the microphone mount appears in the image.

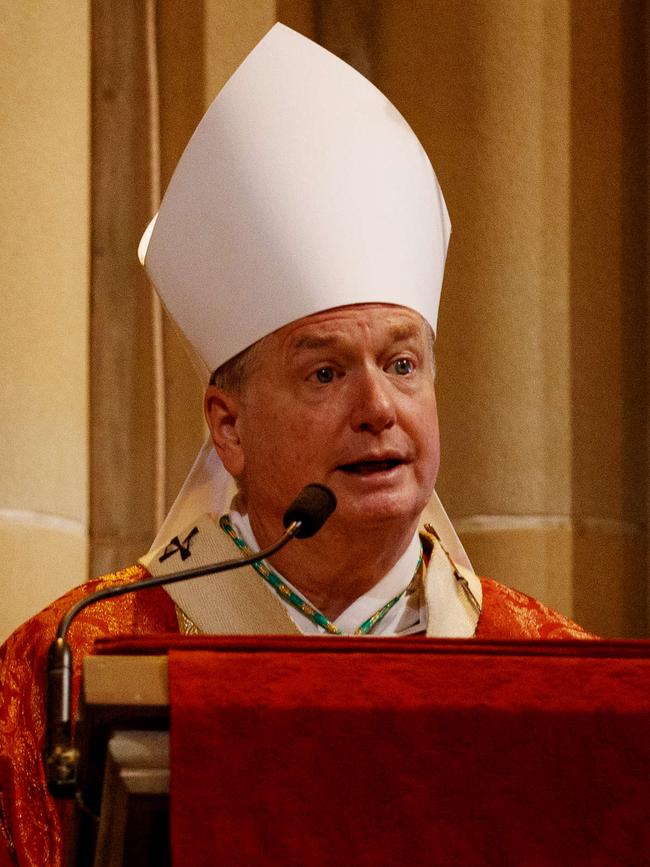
[45,483,336,797]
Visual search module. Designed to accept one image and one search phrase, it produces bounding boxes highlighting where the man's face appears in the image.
[213,303,440,535]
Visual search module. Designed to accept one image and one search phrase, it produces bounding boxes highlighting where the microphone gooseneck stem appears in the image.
[56,521,300,642]
[45,519,301,797]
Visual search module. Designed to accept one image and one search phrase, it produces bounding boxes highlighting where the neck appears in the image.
[246,509,420,620]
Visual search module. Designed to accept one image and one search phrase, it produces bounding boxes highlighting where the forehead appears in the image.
[273,303,428,352]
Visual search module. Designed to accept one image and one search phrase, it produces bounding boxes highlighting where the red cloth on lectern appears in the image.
[0,566,588,865]
[167,638,650,867]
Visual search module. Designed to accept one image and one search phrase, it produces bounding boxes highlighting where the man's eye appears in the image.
[393,358,414,376]
[314,367,335,383]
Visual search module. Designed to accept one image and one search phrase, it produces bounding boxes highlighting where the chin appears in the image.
[335,492,426,530]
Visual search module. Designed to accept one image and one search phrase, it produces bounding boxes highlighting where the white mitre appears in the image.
[138,22,471,571]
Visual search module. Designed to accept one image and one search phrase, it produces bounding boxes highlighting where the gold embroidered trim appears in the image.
[424,522,482,617]
[175,604,201,635]
[172,525,450,635]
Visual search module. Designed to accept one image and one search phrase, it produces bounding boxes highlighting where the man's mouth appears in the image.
[338,458,403,475]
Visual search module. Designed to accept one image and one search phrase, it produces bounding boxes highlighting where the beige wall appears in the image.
[355,1,646,637]
[2,1,647,640]
[0,1,90,640]
[370,2,575,617]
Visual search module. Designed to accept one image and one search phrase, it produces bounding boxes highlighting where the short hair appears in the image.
[208,338,267,393]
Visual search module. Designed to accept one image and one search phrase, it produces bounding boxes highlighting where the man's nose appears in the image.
[349,366,396,434]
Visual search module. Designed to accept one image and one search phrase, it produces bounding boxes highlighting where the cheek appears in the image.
[280,415,327,475]
[240,404,311,486]
[428,435,441,482]
[420,427,440,476]
[414,395,440,476]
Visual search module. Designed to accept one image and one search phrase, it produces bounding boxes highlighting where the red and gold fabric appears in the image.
[0,548,590,865]
[0,566,177,867]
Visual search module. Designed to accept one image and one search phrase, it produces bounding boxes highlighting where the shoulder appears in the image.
[476,576,596,640]
[0,564,177,866]
[1,563,176,667]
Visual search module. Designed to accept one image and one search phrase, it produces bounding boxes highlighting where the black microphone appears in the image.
[44,483,336,797]
[283,483,336,538]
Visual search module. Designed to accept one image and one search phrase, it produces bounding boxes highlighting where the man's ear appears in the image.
[204,385,245,477]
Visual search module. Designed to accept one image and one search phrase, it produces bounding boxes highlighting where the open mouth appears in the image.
[338,459,403,475]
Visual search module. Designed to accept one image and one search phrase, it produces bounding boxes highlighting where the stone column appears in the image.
[568,1,647,636]
[311,1,574,619]
[90,0,161,575]
[358,0,647,636]
[0,1,90,640]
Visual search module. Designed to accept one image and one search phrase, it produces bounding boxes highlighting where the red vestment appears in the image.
[0,564,590,866]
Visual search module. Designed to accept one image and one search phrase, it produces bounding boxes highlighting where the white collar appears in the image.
[139,512,482,638]
[231,510,423,635]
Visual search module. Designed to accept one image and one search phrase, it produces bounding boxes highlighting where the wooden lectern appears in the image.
[73,652,172,866]
[73,636,650,866]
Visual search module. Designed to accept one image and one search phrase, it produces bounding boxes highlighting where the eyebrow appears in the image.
[386,322,422,343]
[292,334,341,352]
[291,322,423,353]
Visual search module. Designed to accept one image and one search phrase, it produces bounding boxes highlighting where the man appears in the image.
[0,23,589,866]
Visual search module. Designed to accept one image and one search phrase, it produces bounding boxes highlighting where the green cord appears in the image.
[219,515,423,636]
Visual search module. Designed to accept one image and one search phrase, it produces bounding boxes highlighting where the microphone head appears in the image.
[283,484,337,538]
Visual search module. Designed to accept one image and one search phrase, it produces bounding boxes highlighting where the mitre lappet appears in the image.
[137,22,477,626]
